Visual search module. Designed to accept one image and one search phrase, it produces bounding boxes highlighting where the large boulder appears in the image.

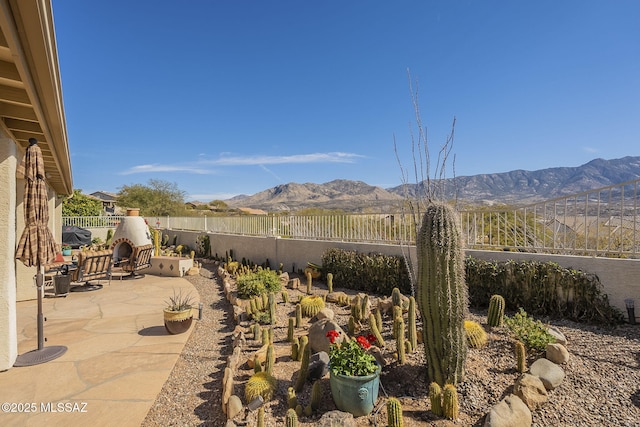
[546,343,570,364]
[530,358,565,390]
[308,318,346,354]
[484,394,532,427]
[513,373,548,410]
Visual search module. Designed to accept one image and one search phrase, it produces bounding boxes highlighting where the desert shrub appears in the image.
[504,308,555,351]
[237,269,281,299]
[321,248,411,295]
[465,257,624,324]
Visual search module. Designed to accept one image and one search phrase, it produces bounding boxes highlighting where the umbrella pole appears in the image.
[36,266,44,350]
[13,265,67,367]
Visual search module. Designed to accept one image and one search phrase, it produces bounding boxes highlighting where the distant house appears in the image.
[90,191,118,214]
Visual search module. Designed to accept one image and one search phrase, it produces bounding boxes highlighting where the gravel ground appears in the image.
[143,263,640,427]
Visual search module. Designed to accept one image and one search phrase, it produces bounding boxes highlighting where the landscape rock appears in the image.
[308,351,330,381]
[530,358,566,390]
[247,344,269,369]
[186,266,200,276]
[312,307,334,321]
[326,291,349,304]
[484,394,532,427]
[546,343,570,364]
[308,318,346,354]
[547,326,567,346]
[279,272,290,286]
[227,346,242,370]
[377,297,394,315]
[288,277,300,289]
[317,410,357,427]
[222,367,233,414]
[226,395,243,420]
[513,373,548,410]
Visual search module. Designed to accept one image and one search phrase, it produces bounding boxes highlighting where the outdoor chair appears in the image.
[119,244,154,279]
[70,249,113,290]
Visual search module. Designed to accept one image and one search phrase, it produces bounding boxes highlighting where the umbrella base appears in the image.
[70,283,103,292]
[14,345,67,367]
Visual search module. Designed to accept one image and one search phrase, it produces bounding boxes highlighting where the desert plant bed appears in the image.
[143,263,640,426]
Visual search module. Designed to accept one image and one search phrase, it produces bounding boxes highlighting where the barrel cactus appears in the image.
[416,202,468,386]
[487,294,505,327]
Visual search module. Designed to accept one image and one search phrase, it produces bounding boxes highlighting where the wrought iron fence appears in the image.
[63,178,640,258]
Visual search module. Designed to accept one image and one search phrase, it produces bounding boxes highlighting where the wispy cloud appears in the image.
[259,164,283,181]
[119,164,213,175]
[119,152,363,176]
[209,152,364,165]
[582,146,599,154]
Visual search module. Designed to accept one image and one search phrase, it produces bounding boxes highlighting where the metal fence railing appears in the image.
[62,178,640,258]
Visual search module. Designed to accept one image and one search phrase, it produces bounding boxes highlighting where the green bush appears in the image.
[237,269,281,299]
[504,308,555,351]
[321,248,411,295]
[465,257,624,324]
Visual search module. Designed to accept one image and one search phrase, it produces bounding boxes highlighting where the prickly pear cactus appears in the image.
[416,202,468,386]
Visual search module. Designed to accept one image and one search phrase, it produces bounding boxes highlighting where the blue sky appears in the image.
[53,1,640,202]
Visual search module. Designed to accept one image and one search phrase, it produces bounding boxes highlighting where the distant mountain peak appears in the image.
[225,156,640,212]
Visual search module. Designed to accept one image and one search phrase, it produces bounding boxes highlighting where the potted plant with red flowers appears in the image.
[326,330,380,417]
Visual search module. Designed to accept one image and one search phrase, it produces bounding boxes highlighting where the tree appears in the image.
[209,200,229,211]
[117,179,187,217]
[63,189,103,216]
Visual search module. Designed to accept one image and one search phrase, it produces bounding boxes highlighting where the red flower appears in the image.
[356,335,371,349]
[326,330,340,344]
[366,334,376,344]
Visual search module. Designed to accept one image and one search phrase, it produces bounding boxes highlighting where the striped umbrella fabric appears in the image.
[15,141,59,268]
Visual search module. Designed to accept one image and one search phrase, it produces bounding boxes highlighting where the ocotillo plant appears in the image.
[487,294,505,327]
[416,202,468,386]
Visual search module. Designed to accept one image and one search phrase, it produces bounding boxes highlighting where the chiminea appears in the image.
[110,209,153,265]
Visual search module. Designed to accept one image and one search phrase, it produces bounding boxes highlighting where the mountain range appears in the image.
[225,156,640,212]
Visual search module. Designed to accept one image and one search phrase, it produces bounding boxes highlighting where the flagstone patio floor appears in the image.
[0,273,198,427]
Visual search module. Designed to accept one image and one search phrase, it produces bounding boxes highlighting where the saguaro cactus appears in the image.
[416,202,468,386]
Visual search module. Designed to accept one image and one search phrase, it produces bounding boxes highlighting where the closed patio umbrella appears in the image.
[13,138,67,366]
